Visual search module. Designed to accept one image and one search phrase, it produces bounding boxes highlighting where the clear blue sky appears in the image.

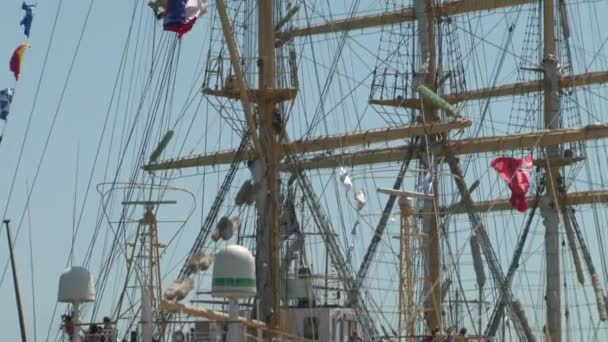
[0,1,212,340]
[1,1,608,341]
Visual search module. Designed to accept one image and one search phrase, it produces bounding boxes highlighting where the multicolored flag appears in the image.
[10,42,31,80]
[20,2,35,38]
[491,153,533,212]
[164,0,209,39]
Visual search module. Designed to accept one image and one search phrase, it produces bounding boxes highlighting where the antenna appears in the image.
[121,200,175,342]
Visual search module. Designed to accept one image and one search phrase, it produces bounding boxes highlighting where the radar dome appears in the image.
[57,266,96,303]
[212,245,256,298]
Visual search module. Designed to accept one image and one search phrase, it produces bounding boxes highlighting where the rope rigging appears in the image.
[486,176,546,336]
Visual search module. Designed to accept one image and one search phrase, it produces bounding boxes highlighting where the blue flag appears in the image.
[0,88,14,121]
[20,2,35,38]
[0,88,14,143]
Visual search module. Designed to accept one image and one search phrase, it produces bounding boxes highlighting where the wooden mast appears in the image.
[215,0,282,329]
[542,0,562,340]
[256,0,281,330]
[141,1,608,339]
[416,0,442,332]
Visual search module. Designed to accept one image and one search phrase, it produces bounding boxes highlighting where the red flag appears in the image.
[491,153,533,212]
[10,42,30,80]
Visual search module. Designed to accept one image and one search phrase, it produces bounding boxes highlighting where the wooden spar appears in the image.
[434,190,608,214]
[142,119,471,170]
[160,300,314,342]
[371,70,608,109]
[4,220,28,342]
[290,0,535,37]
[143,124,608,171]
[290,124,608,170]
[215,0,262,154]
[284,119,470,154]
[377,187,434,200]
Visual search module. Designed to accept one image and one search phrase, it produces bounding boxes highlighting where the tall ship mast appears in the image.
[138,0,608,341]
[9,0,606,341]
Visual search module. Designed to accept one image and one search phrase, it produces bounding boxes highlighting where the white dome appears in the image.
[57,266,96,303]
[212,245,256,298]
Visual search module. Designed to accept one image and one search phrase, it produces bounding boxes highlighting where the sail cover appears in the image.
[491,153,533,212]
[163,0,209,39]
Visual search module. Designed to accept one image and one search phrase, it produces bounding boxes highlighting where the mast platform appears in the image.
[203,87,298,104]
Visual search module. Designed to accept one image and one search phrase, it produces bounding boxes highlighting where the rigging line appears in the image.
[299,56,375,132]
[93,183,154,308]
[138,50,181,201]
[435,209,478,333]
[161,39,182,131]
[152,190,197,268]
[301,0,361,137]
[0,0,96,289]
[172,43,210,127]
[355,138,417,289]
[83,34,176,321]
[82,35,174,269]
[159,132,252,338]
[90,50,177,319]
[81,4,146,272]
[67,0,140,267]
[42,0,102,332]
[146,51,202,254]
[455,22,528,64]
[72,143,80,265]
[26,179,38,342]
[471,18,518,139]
[1,0,64,225]
[485,179,546,336]
[583,34,608,72]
